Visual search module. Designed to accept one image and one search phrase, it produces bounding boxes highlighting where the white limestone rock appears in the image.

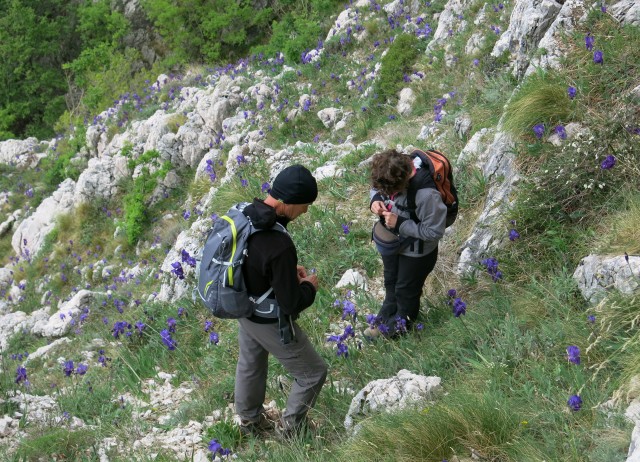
[525,0,587,76]
[457,131,519,274]
[427,0,474,51]
[491,0,563,79]
[317,108,343,129]
[397,88,416,116]
[31,290,96,338]
[0,137,43,169]
[74,155,128,203]
[611,0,640,26]
[344,369,442,431]
[573,254,640,304]
[11,179,76,257]
[336,269,368,291]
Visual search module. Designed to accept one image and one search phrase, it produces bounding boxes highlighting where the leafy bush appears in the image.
[42,151,82,189]
[123,172,156,246]
[375,33,421,101]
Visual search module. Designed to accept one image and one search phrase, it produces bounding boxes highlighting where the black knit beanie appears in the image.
[270,165,318,204]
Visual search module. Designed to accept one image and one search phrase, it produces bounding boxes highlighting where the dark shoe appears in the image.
[275,418,311,441]
[239,413,275,437]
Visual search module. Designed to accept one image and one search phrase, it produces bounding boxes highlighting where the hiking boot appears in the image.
[275,418,312,441]
[239,413,275,437]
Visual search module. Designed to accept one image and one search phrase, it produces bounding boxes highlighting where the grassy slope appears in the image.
[1,2,640,461]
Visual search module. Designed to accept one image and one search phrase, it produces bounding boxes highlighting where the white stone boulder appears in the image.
[336,269,368,291]
[397,88,416,116]
[344,369,441,431]
[31,290,96,338]
[492,0,563,78]
[317,108,343,129]
[0,137,42,169]
[11,178,76,257]
[573,254,640,304]
[611,0,640,27]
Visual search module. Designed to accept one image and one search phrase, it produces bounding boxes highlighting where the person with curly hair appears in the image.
[366,149,447,338]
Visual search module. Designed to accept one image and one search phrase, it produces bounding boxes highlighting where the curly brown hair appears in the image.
[369,149,413,196]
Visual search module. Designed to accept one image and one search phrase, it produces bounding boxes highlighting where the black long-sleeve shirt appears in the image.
[242,198,316,323]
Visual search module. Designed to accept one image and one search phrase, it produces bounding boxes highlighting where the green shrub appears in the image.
[502,70,574,138]
[42,151,82,189]
[123,171,156,246]
[375,33,421,101]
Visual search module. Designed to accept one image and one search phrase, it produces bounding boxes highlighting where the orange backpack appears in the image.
[409,149,459,227]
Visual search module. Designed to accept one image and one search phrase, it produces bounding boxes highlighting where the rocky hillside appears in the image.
[0,0,639,460]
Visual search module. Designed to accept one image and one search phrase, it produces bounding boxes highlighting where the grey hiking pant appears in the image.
[234,317,328,428]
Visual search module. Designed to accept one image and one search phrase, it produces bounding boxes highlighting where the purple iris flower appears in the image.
[567,86,577,99]
[533,124,545,139]
[566,345,581,365]
[15,366,28,384]
[593,50,604,64]
[600,155,616,170]
[453,298,467,317]
[568,394,582,411]
[63,360,75,377]
[585,33,595,51]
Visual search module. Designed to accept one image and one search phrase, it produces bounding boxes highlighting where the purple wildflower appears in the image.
[342,300,356,320]
[600,155,616,170]
[568,394,582,411]
[209,332,219,345]
[336,342,349,357]
[555,125,567,140]
[533,124,545,139]
[167,317,177,333]
[204,320,213,332]
[75,364,88,375]
[208,439,231,457]
[509,229,520,241]
[261,182,270,193]
[588,315,596,323]
[182,210,191,220]
[593,50,604,64]
[566,346,581,365]
[447,289,457,298]
[63,360,75,377]
[585,33,595,51]
[15,366,28,384]
[568,86,577,99]
[160,329,177,350]
[181,249,196,267]
[453,298,467,317]
[342,223,350,234]
[171,262,185,279]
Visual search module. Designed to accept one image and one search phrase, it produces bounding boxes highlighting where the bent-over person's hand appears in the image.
[382,211,398,229]
[300,273,318,290]
[370,201,386,216]
[296,265,307,279]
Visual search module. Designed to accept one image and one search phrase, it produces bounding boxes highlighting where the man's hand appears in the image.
[382,211,398,229]
[370,200,386,216]
[300,274,318,290]
[296,265,307,279]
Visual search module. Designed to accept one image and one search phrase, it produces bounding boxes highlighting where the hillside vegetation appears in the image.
[1,1,640,461]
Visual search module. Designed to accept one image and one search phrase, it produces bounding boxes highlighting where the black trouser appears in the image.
[379,247,438,334]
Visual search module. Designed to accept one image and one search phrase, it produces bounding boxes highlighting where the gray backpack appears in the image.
[197,202,286,319]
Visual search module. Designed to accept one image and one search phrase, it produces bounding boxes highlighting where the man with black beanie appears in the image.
[234,164,327,439]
